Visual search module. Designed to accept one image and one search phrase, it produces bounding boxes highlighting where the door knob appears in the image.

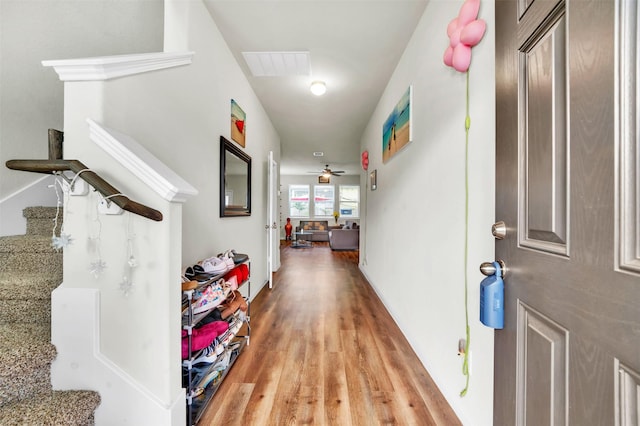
[492,221,506,239]
[265,224,270,230]
[480,259,506,278]
[272,222,277,229]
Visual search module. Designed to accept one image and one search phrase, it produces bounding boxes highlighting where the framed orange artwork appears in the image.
[231,99,246,147]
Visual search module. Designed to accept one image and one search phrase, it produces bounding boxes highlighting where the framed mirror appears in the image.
[220,136,251,217]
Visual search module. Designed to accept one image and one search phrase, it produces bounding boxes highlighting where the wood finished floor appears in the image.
[199,242,460,425]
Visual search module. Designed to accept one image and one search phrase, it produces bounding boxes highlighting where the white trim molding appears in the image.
[616,0,640,275]
[87,119,198,203]
[42,51,194,82]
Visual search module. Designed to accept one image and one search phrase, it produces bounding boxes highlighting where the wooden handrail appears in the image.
[6,159,163,222]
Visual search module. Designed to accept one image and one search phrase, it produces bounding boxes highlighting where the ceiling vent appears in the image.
[313,151,324,157]
[242,51,311,77]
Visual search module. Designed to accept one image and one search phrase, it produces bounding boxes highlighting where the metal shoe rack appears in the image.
[181,260,251,426]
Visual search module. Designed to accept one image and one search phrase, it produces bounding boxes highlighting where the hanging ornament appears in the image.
[52,233,74,250]
[88,192,107,279]
[50,174,74,251]
[128,256,139,268]
[119,212,137,296]
[119,275,133,296]
[126,213,138,268]
[89,259,107,278]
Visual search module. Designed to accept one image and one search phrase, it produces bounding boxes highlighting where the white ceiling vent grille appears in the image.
[242,51,310,77]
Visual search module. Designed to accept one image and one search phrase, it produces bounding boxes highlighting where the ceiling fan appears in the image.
[308,165,345,177]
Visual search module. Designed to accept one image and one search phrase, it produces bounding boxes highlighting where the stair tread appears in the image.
[0,390,100,425]
[0,272,61,299]
[23,206,60,219]
[0,324,55,375]
[0,235,59,253]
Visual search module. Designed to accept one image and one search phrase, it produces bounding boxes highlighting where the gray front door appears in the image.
[495,0,640,424]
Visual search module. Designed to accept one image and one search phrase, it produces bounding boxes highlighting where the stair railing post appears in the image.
[48,129,63,160]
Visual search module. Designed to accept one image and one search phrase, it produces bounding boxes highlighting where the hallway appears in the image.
[200,243,460,425]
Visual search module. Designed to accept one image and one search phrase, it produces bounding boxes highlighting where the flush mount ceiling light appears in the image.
[313,151,324,157]
[310,80,327,96]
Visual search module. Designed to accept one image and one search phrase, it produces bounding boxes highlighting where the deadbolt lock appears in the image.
[492,221,506,240]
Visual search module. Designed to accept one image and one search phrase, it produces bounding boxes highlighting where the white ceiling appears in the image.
[204,0,428,176]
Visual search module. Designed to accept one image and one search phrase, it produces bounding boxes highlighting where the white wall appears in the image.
[359,1,496,425]
[164,0,281,274]
[0,0,164,212]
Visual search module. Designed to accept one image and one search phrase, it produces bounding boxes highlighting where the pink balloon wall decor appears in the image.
[443,0,487,73]
[361,150,369,171]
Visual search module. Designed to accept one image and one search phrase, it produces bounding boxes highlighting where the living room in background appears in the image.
[289,184,310,217]
[338,185,360,218]
[313,185,335,217]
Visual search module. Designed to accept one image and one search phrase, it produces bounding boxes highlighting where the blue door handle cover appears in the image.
[480,261,504,329]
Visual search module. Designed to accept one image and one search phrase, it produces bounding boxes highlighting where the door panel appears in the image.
[616,360,640,426]
[519,9,568,254]
[495,0,640,424]
[517,302,568,425]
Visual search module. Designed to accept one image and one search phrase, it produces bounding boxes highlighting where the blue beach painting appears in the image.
[382,86,412,163]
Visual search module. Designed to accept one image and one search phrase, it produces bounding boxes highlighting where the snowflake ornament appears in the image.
[89,259,107,278]
[119,275,134,296]
[51,233,73,250]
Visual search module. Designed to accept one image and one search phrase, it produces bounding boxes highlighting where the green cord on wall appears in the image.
[460,70,471,397]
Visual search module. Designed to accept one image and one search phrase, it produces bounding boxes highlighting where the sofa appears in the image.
[295,220,334,242]
[329,222,360,250]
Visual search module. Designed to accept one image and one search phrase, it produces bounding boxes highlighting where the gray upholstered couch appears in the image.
[329,222,360,250]
[295,220,332,242]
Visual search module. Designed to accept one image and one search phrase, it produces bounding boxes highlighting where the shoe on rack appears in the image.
[212,348,232,372]
[232,319,242,334]
[184,266,196,279]
[218,329,232,347]
[225,275,238,291]
[231,251,249,264]
[220,290,247,319]
[192,260,223,276]
[219,251,235,269]
[181,279,198,291]
[199,307,224,325]
[195,369,220,390]
[199,257,228,274]
[219,279,233,298]
[215,340,225,355]
[192,283,226,314]
[193,344,219,364]
[181,321,229,359]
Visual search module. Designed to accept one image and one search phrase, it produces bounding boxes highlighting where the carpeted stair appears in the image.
[0,207,100,425]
